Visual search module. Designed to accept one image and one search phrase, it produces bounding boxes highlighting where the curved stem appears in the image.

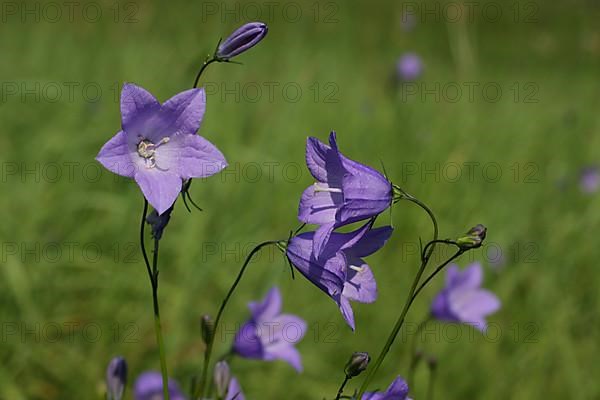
[412,250,464,302]
[426,362,437,400]
[140,199,154,285]
[196,240,280,398]
[356,195,438,397]
[193,57,218,88]
[334,376,350,400]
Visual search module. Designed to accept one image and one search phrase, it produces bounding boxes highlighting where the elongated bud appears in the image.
[217,22,268,60]
[201,314,214,344]
[344,352,370,378]
[146,207,173,240]
[456,224,487,250]
[106,356,127,400]
[214,361,231,398]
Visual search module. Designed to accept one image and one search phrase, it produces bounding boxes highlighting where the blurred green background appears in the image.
[1,0,599,398]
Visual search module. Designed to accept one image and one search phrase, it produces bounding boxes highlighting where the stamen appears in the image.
[349,265,364,273]
[313,183,342,194]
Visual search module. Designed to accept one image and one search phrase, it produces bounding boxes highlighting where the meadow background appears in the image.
[1,0,599,398]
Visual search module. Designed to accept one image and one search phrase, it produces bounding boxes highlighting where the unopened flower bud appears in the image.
[344,352,370,378]
[201,314,214,344]
[456,224,487,250]
[217,22,268,60]
[106,356,127,400]
[146,207,173,240]
[214,361,231,398]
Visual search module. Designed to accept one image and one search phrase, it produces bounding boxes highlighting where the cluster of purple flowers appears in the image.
[96,19,503,400]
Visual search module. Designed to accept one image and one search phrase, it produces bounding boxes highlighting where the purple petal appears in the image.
[298,183,341,224]
[264,341,303,372]
[313,222,336,259]
[345,225,393,258]
[342,262,377,304]
[249,287,282,321]
[134,169,182,215]
[233,321,263,358]
[96,131,139,178]
[448,262,482,290]
[160,88,206,135]
[158,132,227,180]
[120,83,161,140]
[338,295,356,331]
[448,289,501,329]
[305,135,345,183]
[430,289,454,322]
[226,377,245,400]
[133,371,185,400]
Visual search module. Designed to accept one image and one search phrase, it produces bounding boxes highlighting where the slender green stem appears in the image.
[356,195,438,397]
[412,250,464,302]
[334,376,350,400]
[152,238,170,400]
[140,199,170,400]
[196,241,279,398]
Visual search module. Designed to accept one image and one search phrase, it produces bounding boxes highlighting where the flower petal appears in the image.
[313,222,336,259]
[233,321,263,358]
[160,88,206,135]
[120,83,161,140]
[448,288,501,329]
[449,262,482,290]
[96,130,138,178]
[249,287,282,321]
[305,134,345,183]
[347,225,394,258]
[264,342,303,372]
[158,132,227,179]
[226,377,245,400]
[338,295,356,331]
[298,183,341,224]
[134,169,182,215]
[343,261,377,304]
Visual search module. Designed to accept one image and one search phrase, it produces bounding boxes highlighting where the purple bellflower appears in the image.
[133,371,186,400]
[286,220,393,330]
[431,262,501,331]
[233,287,306,372]
[362,376,412,400]
[299,132,393,257]
[96,83,227,215]
[217,22,268,60]
[396,53,423,81]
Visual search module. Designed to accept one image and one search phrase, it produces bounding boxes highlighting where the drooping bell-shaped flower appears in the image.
[362,376,412,400]
[96,83,227,214]
[431,262,501,331]
[106,356,127,400]
[299,132,393,257]
[217,22,268,60]
[286,220,393,330]
[133,371,186,400]
[233,287,306,372]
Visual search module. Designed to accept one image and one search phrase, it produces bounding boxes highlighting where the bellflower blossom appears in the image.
[286,220,393,330]
[133,371,186,400]
[96,83,227,214]
[431,262,501,331]
[299,132,393,257]
[233,287,306,372]
[362,376,412,400]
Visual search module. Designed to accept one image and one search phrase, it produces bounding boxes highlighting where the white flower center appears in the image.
[136,137,170,169]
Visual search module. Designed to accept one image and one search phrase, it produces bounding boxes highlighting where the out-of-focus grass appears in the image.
[1,0,599,398]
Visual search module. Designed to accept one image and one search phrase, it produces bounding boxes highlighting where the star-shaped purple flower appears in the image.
[362,376,411,400]
[133,371,186,400]
[286,220,393,330]
[96,83,227,214]
[431,262,501,331]
[299,132,393,257]
[233,287,306,372]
